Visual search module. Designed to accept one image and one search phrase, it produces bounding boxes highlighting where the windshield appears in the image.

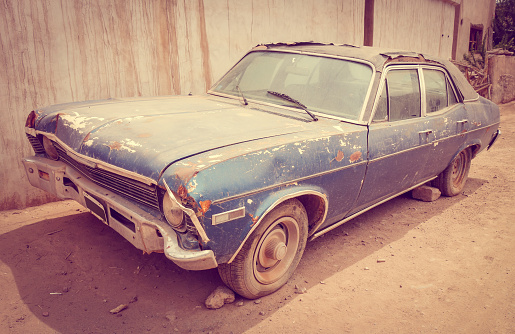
[210,51,374,121]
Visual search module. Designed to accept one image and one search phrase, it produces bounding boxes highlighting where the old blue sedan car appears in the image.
[23,42,500,299]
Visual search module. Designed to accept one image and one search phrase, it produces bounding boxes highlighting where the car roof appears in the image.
[253,42,479,102]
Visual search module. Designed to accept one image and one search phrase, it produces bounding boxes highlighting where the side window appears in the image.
[386,69,421,121]
[424,69,447,113]
[423,69,458,113]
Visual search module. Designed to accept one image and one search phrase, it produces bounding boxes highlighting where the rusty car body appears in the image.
[23,42,500,299]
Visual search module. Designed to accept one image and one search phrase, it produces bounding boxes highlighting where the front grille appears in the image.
[26,134,45,154]
[53,143,160,211]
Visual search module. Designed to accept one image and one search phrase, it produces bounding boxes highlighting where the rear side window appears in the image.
[423,69,458,113]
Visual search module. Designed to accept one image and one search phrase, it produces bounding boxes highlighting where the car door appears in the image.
[352,66,433,213]
[418,66,468,178]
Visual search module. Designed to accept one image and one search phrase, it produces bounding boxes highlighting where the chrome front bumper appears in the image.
[22,156,217,271]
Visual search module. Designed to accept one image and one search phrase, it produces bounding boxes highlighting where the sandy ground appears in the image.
[0,102,514,334]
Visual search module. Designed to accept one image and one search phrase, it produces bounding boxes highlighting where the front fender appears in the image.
[226,185,328,264]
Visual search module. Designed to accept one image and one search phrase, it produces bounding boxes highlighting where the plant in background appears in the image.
[464,35,488,69]
[493,0,515,52]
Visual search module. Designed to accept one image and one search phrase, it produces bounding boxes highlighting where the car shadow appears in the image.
[0,177,487,333]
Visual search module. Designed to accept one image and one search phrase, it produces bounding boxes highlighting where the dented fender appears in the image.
[225,186,328,264]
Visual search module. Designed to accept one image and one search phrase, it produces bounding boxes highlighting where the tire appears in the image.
[218,198,308,299]
[433,148,471,196]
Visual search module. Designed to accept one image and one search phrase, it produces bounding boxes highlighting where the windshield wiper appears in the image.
[267,90,318,121]
[236,85,248,106]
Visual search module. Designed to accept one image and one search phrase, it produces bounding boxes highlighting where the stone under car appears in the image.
[23,42,501,299]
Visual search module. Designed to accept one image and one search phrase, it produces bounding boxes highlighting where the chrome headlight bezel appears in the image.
[162,191,187,232]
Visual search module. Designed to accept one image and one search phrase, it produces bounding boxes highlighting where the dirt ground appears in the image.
[1,103,514,334]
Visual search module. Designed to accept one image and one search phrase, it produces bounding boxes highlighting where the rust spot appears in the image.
[199,200,211,214]
[349,151,362,163]
[25,110,37,127]
[249,214,259,226]
[335,150,344,162]
[108,141,122,150]
[385,54,439,65]
[137,133,152,138]
[177,185,188,199]
[461,129,467,134]
[55,113,60,132]
[176,185,198,210]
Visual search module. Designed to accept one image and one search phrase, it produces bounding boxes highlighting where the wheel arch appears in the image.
[226,186,328,264]
[454,140,481,161]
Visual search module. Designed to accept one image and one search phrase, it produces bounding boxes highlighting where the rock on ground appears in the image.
[205,286,235,309]
[412,185,441,202]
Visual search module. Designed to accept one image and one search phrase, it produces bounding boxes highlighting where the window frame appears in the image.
[369,64,460,123]
[208,50,377,125]
[420,65,460,117]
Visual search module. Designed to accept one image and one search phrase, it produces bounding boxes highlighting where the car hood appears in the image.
[34,95,313,180]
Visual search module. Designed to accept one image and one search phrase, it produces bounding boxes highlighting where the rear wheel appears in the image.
[434,148,471,196]
[218,199,308,299]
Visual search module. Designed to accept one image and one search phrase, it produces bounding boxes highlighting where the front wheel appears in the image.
[433,148,472,196]
[218,199,308,299]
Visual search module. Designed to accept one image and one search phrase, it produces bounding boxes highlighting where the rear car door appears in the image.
[418,66,468,178]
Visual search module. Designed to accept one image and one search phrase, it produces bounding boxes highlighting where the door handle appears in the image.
[418,129,434,135]
[419,130,434,145]
[457,120,468,133]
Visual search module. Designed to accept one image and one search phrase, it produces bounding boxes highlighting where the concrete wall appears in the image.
[489,55,515,104]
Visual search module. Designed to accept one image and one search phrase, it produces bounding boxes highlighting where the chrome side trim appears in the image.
[211,160,367,205]
[163,179,210,243]
[227,189,328,264]
[368,122,499,164]
[310,176,437,240]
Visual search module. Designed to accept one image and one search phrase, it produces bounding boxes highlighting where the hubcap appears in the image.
[253,217,300,285]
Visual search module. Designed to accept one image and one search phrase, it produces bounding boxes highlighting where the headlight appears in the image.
[162,192,186,232]
[42,136,59,160]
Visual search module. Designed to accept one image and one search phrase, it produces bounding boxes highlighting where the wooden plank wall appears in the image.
[0,0,365,210]
[374,0,455,58]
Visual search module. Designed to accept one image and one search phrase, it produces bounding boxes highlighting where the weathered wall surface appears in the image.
[0,0,365,210]
[455,0,496,60]
[0,0,496,210]
[489,55,515,104]
[373,0,456,58]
